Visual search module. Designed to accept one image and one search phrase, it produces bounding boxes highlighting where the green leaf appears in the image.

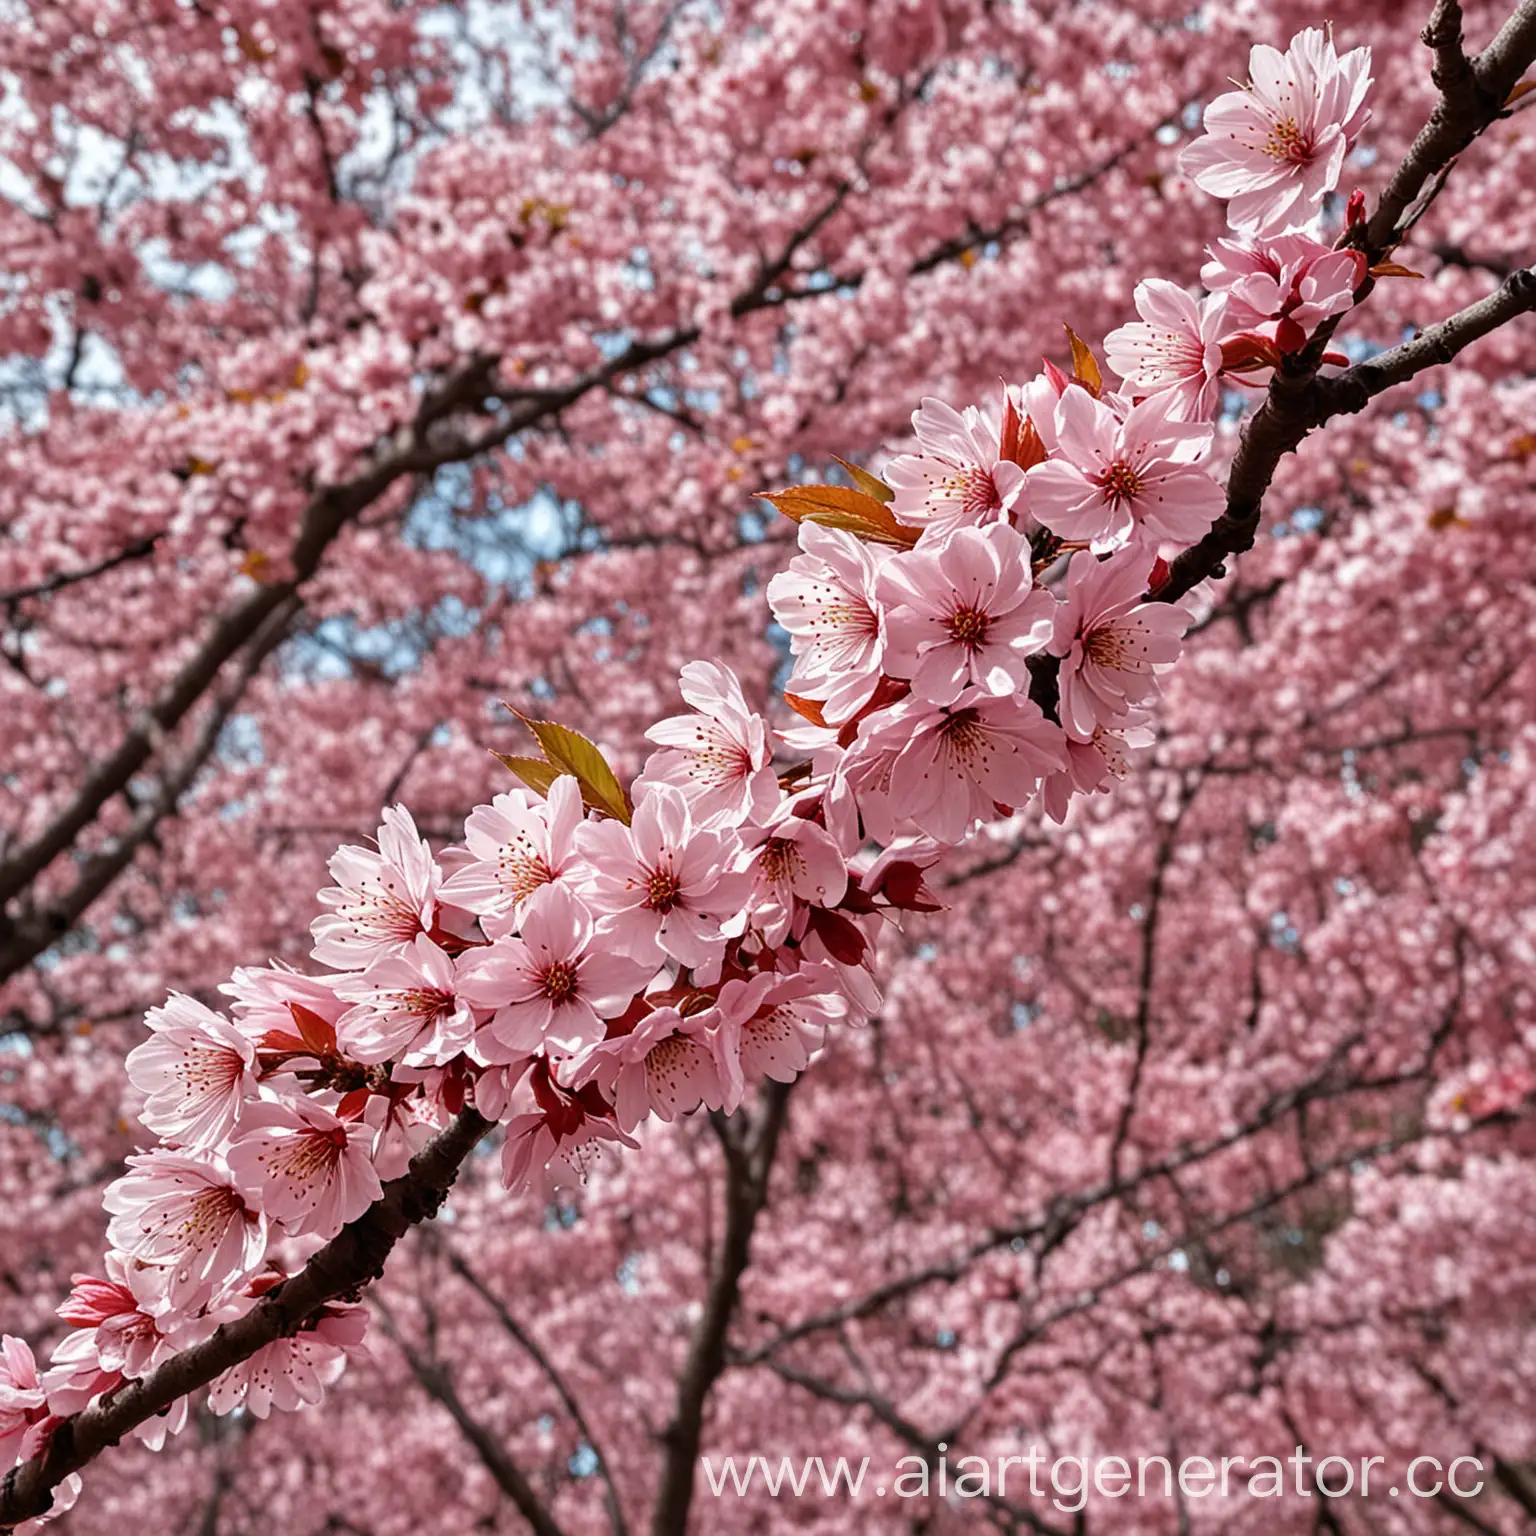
[832,454,895,504]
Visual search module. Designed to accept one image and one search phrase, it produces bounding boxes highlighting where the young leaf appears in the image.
[759,484,920,548]
[783,692,829,727]
[1010,413,1048,471]
[492,751,565,798]
[1000,392,1023,464]
[289,1003,337,1056]
[831,454,895,505]
[1064,325,1103,393]
[519,718,633,823]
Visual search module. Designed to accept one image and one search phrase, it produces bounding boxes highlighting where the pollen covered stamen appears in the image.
[937,707,992,766]
[339,889,422,943]
[947,606,990,649]
[1262,115,1312,163]
[399,987,453,1019]
[541,960,580,1004]
[1098,460,1144,504]
[644,867,683,913]
[1085,624,1140,669]
[945,465,1003,519]
[498,845,554,901]
[761,838,807,886]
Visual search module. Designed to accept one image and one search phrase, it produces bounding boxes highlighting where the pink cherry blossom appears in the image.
[856,688,1067,846]
[456,882,652,1061]
[358,1091,438,1181]
[226,1099,383,1240]
[125,993,257,1149]
[794,904,885,1018]
[50,1255,181,1388]
[468,1060,534,1123]
[498,1062,638,1195]
[42,1259,200,1454]
[713,970,845,1098]
[1039,711,1157,823]
[103,1151,268,1314]
[1180,27,1372,233]
[502,1111,635,1196]
[1025,387,1225,552]
[854,836,947,914]
[1202,233,1366,352]
[636,661,781,828]
[576,784,753,978]
[207,1303,367,1420]
[884,395,1024,539]
[738,804,849,947]
[1016,372,1069,456]
[220,964,347,1056]
[438,775,584,938]
[570,1005,727,1132]
[878,521,1055,704]
[765,522,888,723]
[1049,550,1188,740]
[333,934,476,1067]
[310,806,440,970]
[1102,281,1233,421]
[0,1336,46,1471]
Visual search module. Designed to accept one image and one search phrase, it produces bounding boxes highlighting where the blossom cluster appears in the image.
[0,24,1379,1524]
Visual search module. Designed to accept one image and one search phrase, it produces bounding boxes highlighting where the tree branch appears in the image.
[1155,0,1536,608]
[0,1109,491,1532]
[0,534,162,609]
[1323,263,1536,410]
[1107,781,1197,1185]
[1367,0,1536,258]
[0,595,302,983]
[0,354,502,915]
[445,1249,630,1536]
[649,1080,792,1536]
[385,1317,569,1536]
[731,1044,1461,1366]
[1160,263,1536,605]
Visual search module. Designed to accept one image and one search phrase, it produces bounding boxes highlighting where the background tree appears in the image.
[1,0,1534,1531]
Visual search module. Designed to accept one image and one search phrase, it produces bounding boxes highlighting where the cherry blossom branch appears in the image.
[0,595,301,981]
[1157,0,1536,607]
[0,355,502,919]
[0,535,162,609]
[1367,0,1536,257]
[1160,262,1536,604]
[757,1105,1525,1461]
[0,131,1146,980]
[443,1249,630,1536]
[384,1313,569,1536]
[650,1081,793,1536]
[731,1034,1457,1366]
[0,1108,490,1532]
[1106,781,1197,1186]
[1324,261,1536,407]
